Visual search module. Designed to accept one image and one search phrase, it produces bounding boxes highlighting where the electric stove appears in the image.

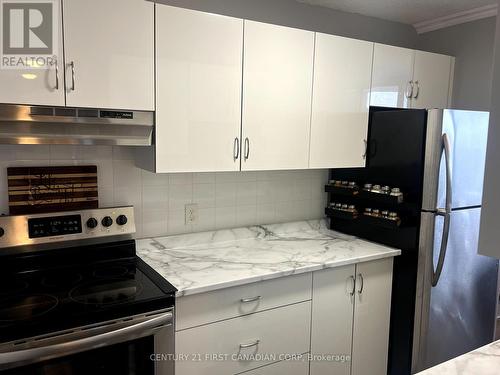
[0,207,176,374]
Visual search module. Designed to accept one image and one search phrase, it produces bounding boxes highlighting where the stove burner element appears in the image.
[70,279,142,305]
[93,265,130,278]
[42,272,83,288]
[0,294,58,322]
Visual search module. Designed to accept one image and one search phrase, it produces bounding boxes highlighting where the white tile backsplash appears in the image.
[0,145,329,238]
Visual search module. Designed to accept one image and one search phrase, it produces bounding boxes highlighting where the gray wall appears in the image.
[154,0,418,48]
[417,17,496,111]
[479,4,500,259]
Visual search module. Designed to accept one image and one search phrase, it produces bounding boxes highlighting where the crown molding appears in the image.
[414,4,498,34]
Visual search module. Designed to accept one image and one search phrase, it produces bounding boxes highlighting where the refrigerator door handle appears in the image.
[432,133,453,287]
[432,211,451,287]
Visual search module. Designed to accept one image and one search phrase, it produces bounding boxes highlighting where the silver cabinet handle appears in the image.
[233,137,240,161]
[413,80,420,99]
[406,80,414,99]
[244,137,250,161]
[239,340,260,349]
[54,61,59,90]
[432,133,452,287]
[348,275,356,296]
[362,139,368,159]
[69,61,75,91]
[0,312,172,370]
[240,296,261,303]
[356,273,364,294]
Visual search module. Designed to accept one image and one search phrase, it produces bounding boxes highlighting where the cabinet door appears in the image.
[310,265,355,375]
[176,273,311,330]
[351,258,394,375]
[241,21,314,171]
[412,51,453,109]
[0,1,64,106]
[241,357,309,375]
[155,6,243,173]
[175,302,311,375]
[371,44,414,108]
[309,33,373,169]
[63,0,154,110]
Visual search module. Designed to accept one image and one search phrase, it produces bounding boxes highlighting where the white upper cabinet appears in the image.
[0,1,64,106]
[62,0,154,110]
[371,47,453,110]
[309,33,373,169]
[155,5,243,173]
[412,50,454,109]
[241,21,314,171]
[371,44,414,108]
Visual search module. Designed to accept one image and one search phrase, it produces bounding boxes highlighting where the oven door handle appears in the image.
[0,312,173,370]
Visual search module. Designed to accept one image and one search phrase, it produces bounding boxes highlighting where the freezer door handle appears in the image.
[432,133,453,287]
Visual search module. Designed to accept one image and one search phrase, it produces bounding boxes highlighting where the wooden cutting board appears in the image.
[7,166,98,215]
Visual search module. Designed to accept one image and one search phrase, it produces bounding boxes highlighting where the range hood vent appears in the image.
[0,104,154,146]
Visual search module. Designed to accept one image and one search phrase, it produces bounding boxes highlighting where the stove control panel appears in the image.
[0,206,135,249]
[28,215,82,238]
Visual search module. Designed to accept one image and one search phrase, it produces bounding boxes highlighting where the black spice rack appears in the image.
[325,177,419,249]
[359,214,401,229]
[358,190,403,206]
[325,207,358,221]
[324,185,359,197]
[325,182,408,230]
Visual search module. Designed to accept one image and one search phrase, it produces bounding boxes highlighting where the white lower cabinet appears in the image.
[175,301,311,375]
[310,258,394,375]
[310,265,355,375]
[176,273,311,330]
[240,356,309,375]
[351,258,394,375]
[175,259,394,375]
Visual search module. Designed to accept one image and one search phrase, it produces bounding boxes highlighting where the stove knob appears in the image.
[0,227,4,237]
[101,216,113,228]
[116,215,128,226]
[86,218,98,229]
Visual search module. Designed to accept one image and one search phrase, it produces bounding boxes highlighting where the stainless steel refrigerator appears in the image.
[328,107,499,374]
[411,109,499,372]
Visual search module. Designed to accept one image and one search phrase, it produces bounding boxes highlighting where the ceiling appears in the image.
[296,0,497,25]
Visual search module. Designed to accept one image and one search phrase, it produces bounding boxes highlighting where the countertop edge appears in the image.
[174,248,401,297]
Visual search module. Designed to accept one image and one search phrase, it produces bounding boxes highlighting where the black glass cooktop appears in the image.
[0,240,176,343]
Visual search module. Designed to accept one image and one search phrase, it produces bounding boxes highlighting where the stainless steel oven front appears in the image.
[0,309,174,375]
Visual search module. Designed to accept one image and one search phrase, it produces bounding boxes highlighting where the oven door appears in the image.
[0,309,174,375]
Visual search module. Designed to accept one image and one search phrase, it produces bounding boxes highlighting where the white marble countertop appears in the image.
[137,220,401,297]
[416,340,500,375]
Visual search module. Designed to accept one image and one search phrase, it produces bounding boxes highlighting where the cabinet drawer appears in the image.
[176,273,312,330]
[240,356,309,375]
[175,301,311,375]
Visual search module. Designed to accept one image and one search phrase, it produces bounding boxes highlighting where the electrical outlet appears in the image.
[185,203,198,225]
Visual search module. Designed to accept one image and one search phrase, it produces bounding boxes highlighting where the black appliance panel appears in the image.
[326,107,430,375]
[2,336,154,375]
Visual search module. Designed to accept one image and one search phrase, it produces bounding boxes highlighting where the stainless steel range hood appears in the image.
[0,104,154,146]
